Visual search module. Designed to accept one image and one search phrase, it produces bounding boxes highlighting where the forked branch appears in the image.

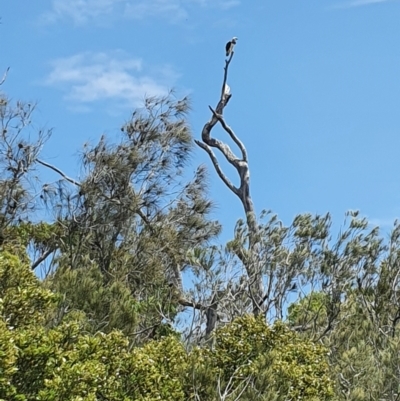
[195,44,264,316]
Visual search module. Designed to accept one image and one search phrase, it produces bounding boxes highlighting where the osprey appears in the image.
[225,37,238,57]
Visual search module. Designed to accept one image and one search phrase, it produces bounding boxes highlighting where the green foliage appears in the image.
[4,88,400,401]
[189,315,334,401]
[47,264,141,337]
[0,246,336,401]
[29,94,221,343]
[127,336,188,401]
[37,329,130,401]
[288,291,328,327]
[0,319,19,400]
[0,247,188,401]
[7,221,62,248]
[0,250,55,328]
[320,292,400,401]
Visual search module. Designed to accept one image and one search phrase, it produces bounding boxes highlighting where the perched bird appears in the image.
[225,37,238,57]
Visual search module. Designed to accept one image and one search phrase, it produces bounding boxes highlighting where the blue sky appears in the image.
[2,0,400,240]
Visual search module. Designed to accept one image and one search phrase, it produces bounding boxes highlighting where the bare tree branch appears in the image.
[37,159,81,187]
[178,297,204,310]
[208,106,248,162]
[31,248,55,270]
[196,41,264,316]
[0,67,10,86]
[195,140,239,196]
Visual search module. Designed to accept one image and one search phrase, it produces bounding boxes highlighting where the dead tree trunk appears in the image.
[195,49,264,317]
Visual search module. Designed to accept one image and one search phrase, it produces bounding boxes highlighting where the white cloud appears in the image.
[43,51,177,110]
[218,0,241,10]
[124,0,188,22]
[42,0,239,24]
[332,0,391,9]
[41,0,125,24]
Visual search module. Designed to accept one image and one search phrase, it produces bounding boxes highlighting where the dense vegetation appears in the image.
[1,54,400,400]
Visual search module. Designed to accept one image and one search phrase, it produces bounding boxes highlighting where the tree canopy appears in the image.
[1,48,400,401]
